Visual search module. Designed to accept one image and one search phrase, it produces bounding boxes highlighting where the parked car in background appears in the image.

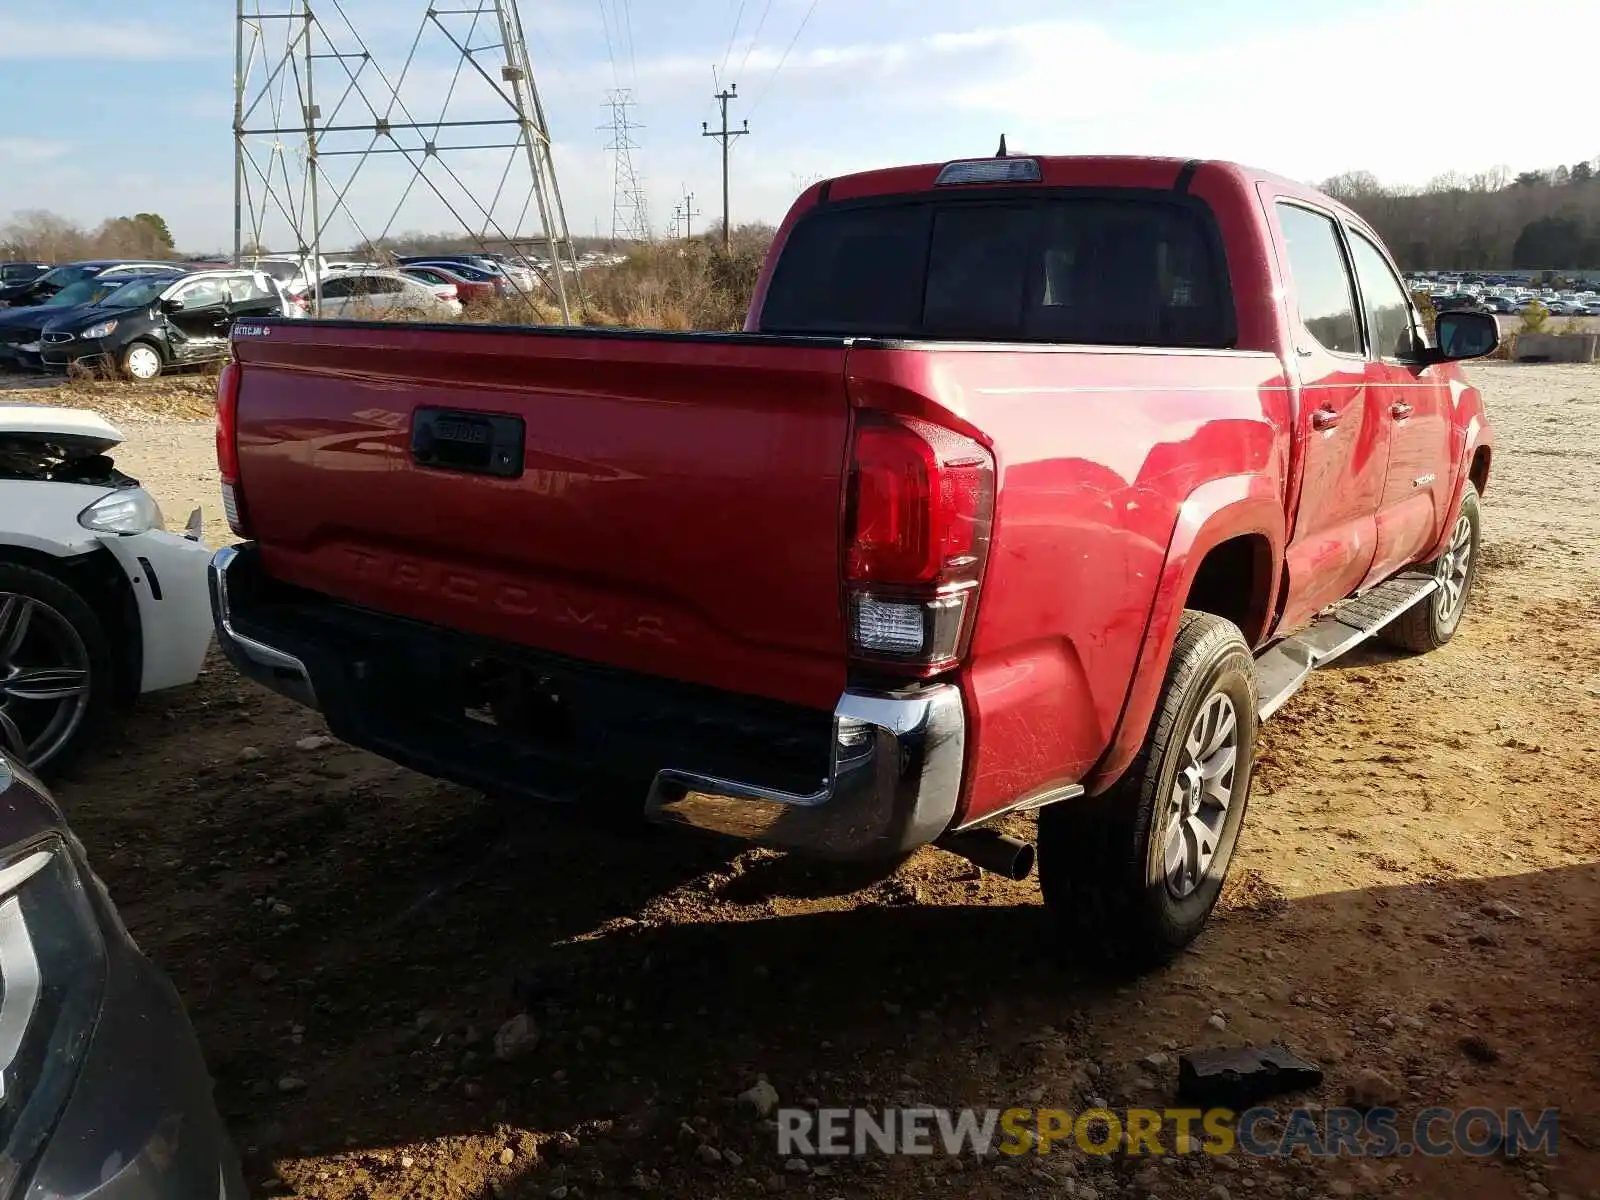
[1,405,214,773]
[292,270,463,319]
[240,253,329,298]
[480,252,540,293]
[28,270,288,379]
[401,261,505,307]
[0,261,184,309]
[397,253,527,292]
[7,274,181,372]
[393,270,460,308]
[0,261,51,291]
[0,273,183,367]
[0,753,245,1196]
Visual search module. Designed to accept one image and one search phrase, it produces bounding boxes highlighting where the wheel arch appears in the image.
[0,543,143,705]
[1082,474,1284,796]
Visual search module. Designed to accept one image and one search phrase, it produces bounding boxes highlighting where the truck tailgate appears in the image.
[230,322,852,710]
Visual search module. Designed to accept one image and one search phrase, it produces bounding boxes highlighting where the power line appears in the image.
[594,0,620,89]
[701,83,749,251]
[620,0,638,87]
[719,0,746,81]
[735,0,775,80]
[747,0,820,118]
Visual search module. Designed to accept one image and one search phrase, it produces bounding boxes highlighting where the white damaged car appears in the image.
[0,404,214,773]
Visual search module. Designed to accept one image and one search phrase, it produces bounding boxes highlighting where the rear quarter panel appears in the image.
[846,347,1292,823]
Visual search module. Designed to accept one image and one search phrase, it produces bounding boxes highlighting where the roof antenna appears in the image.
[996,134,1008,158]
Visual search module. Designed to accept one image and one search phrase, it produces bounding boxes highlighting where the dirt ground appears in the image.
[4,363,1599,1200]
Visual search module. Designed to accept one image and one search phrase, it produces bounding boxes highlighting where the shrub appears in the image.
[1518,300,1551,335]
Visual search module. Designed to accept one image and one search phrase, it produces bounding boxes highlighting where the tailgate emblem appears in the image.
[434,417,489,445]
[234,323,271,338]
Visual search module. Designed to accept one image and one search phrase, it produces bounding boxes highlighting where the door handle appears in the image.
[1311,407,1341,431]
[1390,401,1414,420]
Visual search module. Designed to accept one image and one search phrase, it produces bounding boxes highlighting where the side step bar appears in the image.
[1254,572,1438,720]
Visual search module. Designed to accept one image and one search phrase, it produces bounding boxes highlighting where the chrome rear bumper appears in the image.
[208,544,318,709]
[211,542,964,860]
[644,686,965,860]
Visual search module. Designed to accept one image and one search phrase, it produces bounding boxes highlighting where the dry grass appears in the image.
[2,366,221,422]
[458,232,772,332]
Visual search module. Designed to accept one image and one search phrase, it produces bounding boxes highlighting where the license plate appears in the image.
[17,341,38,353]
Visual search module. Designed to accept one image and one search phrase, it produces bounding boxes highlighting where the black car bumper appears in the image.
[39,340,111,373]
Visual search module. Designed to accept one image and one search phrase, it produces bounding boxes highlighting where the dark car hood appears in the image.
[0,303,107,331]
[43,303,156,335]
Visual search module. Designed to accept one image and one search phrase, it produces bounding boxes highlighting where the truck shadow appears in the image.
[49,670,1600,1199]
[214,819,1599,1196]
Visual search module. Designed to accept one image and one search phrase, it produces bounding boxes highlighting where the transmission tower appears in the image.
[233,0,581,321]
[600,89,650,244]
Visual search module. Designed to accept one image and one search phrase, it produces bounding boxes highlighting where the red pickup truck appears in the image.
[207,153,1499,964]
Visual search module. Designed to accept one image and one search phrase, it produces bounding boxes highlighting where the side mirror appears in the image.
[1433,310,1499,362]
[162,297,186,313]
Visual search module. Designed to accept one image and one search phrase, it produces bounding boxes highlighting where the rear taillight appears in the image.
[844,412,995,675]
[216,359,249,537]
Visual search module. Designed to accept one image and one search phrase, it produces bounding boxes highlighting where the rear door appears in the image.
[1345,228,1454,585]
[1270,199,1394,632]
[312,275,356,317]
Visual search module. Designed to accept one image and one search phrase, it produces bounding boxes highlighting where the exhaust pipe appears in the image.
[936,828,1035,881]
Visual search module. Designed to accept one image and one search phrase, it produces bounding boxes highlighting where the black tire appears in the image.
[0,563,116,778]
[119,340,165,382]
[1038,611,1257,970]
[1380,487,1482,654]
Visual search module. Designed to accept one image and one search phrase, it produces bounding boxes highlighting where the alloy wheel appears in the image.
[1435,513,1474,624]
[1161,691,1238,900]
[0,593,92,770]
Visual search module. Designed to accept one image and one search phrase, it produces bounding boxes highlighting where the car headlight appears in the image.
[80,320,117,340]
[0,838,107,1193]
[77,489,165,535]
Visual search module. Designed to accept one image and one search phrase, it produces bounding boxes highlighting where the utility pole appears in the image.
[701,84,748,252]
[680,190,700,240]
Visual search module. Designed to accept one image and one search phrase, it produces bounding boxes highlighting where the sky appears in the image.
[2,0,1598,254]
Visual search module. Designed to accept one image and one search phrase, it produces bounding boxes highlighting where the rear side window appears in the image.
[760,206,930,337]
[1276,203,1362,356]
[760,194,1232,347]
[226,274,274,303]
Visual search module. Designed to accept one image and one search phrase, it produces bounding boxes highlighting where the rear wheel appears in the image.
[0,564,115,775]
[1038,611,1257,969]
[121,341,164,381]
[1381,487,1481,653]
